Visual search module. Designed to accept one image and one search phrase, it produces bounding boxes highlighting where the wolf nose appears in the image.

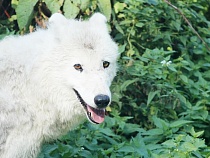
[94,95,110,108]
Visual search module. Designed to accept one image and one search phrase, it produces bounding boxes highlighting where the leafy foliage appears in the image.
[1,0,210,157]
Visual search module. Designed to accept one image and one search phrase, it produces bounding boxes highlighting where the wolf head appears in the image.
[31,13,118,124]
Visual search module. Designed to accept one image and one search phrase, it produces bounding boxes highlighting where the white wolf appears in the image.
[0,13,118,158]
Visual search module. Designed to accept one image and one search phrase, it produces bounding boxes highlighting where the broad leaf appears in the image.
[147,91,159,106]
[63,0,80,19]
[44,0,61,13]
[16,0,38,29]
[170,120,193,128]
[98,0,112,21]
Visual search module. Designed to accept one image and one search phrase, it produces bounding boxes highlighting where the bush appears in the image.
[1,0,210,157]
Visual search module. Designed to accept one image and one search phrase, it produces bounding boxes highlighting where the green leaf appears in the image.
[136,22,144,28]
[162,139,176,148]
[170,120,193,128]
[63,0,80,19]
[190,127,204,138]
[16,0,38,30]
[118,43,127,54]
[180,36,187,46]
[167,65,177,72]
[98,0,112,21]
[176,93,187,105]
[180,75,188,83]
[147,91,159,106]
[115,22,124,34]
[148,0,159,5]
[79,150,93,157]
[118,146,134,153]
[182,142,197,151]
[11,0,19,9]
[120,78,139,91]
[99,128,116,137]
[44,0,61,13]
[80,0,90,11]
[114,2,126,14]
[104,147,114,155]
[152,116,169,129]
[172,20,181,31]
[126,49,135,57]
[143,128,164,136]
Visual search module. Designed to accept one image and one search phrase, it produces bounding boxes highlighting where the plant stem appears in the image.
[164,0,210,53]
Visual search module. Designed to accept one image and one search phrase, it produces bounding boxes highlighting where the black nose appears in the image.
[94,94,110,108]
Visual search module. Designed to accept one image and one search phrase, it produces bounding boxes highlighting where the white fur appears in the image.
[0,13,118,158]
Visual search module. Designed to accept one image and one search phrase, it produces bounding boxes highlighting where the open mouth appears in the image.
[73,89,105,124]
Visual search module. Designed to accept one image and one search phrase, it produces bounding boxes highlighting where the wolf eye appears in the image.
[74,64,83,72]
[103,61,110,69]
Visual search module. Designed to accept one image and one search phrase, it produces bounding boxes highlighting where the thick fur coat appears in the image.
[0,13,118,158]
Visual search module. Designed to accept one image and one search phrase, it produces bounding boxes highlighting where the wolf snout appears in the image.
[94,94,110,108]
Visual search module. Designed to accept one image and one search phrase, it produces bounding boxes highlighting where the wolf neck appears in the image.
[14,81,86,141]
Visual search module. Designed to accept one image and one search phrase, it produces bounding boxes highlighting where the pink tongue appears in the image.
[87,105,105,124]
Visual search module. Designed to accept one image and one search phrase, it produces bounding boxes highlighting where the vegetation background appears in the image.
[0,0,210,157]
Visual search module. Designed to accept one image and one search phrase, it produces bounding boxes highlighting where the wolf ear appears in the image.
[49,13,68,26]
[48,13,68,40]
[89,13,108,31]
